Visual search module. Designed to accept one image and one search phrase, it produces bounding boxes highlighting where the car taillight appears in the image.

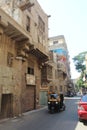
[78,105,85,110]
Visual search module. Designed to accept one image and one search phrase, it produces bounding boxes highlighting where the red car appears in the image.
[78,94,87,121]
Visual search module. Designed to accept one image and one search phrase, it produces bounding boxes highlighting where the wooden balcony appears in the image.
[0,9,31,43]
[0,9,49,62]
[29,43,49,62]
[41,65,53,84]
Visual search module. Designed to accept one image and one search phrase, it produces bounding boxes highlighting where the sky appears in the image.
[37,0,87,79]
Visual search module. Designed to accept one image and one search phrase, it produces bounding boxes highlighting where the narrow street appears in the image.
[0,97,87,130]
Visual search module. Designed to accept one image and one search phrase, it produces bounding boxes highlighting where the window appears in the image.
[26,16,30,32]
[53,41,58,44]
[50,94,58,99]
[27,67,34,75]
[38,16,45,33]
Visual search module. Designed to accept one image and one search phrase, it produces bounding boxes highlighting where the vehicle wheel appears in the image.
[79,118,82,122]
[62,104,66,111]
[57,105,60,112]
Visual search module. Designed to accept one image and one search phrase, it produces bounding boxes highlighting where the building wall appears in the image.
[0,0,48,53]
[0,0,49,118]
[0,31,42,117]
[48,35,71,94]
[0,33,22,117]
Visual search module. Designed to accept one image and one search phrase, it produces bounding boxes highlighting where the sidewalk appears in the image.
[23,105,47,116]
[0,106,47,124]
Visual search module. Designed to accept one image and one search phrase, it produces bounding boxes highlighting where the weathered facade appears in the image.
[48,35,71,94]
[0,0,49,118]
[40,52,58,105]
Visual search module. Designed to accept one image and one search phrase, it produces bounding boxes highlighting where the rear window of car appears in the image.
[81,95,87,102]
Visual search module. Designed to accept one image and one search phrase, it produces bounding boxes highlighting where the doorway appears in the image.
[1,94,13,118]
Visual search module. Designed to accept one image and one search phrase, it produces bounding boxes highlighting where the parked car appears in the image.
[65,93,74,97]
[77,94,87,121]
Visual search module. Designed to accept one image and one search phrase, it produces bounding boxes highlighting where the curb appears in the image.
[0,118,10,124]
[0,106,47,123]
[23,106,47,116]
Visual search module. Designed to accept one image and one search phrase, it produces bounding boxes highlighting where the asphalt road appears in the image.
[0,97,87,130]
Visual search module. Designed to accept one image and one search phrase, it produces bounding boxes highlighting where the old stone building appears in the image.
[0,0,49,118]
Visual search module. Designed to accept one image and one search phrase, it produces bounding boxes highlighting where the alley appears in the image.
[0,97,87,130]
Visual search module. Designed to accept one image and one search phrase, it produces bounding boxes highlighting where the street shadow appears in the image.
[83,120,87,126]
[79,120,87,126]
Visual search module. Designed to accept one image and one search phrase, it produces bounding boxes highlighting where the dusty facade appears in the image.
[48,35,71,94]
[0,0,49,118]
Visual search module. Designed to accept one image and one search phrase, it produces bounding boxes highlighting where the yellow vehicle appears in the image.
[48,92,65,113]
[48,93,60,113]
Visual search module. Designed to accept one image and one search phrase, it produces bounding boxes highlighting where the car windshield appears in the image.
[50,94,58,99]
[81,95,87,102]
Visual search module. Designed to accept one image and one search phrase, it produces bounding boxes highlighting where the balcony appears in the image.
[57,61,67,73]
[41,65,53,84]
[29,43,49,62]
[0,9,49,62]
[0,9,31,43]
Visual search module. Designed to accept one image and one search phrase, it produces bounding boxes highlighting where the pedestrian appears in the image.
[59,92,64,108]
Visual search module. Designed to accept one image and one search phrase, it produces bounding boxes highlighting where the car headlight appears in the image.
[56,102,58,104]
[48,102,50,104]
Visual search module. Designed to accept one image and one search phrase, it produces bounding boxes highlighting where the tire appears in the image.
[79,118,83,122]
[62,104,66,111]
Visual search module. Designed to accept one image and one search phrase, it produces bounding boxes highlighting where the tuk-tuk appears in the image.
[48,92,65,113]
[48,93,60,113]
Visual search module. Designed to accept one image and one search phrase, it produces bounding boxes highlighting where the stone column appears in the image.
[13,58,23,116]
